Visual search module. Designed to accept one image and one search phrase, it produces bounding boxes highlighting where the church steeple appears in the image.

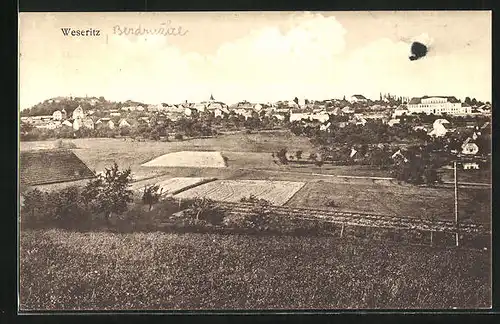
[209,94,215,101]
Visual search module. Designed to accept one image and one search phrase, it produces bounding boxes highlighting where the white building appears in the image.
[428,119,451,137]
[73,118,82,131]
[349,95,368,103]
[407,96,472,116]
[72,106,85,120]
[387,119,400,127]
[52,110,63,121]
[392,106,409,118]
[341,106,355,114]
[462,142,479,155]
[463,162,480,170]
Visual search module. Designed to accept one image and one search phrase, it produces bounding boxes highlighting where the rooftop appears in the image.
[409,96,461,104]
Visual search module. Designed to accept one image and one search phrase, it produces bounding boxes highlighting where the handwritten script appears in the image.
[113,21,189,37]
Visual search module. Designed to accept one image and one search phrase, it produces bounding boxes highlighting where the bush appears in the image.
[185,198,226,226]
[142,184,163,211]
[326,200,338,208]
[174,133,183,141]
[240,195,271,206]
[21,186,90,228]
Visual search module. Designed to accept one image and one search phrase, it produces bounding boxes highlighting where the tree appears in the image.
[142,184,163,211]
[81,162,133,224]
[276,148,288,165]
[188,197,225,225]
[423,168,442,186]
[295,150,303,160]
[293,97,299,105]
[20,122,34,135]
[21,188,45,224]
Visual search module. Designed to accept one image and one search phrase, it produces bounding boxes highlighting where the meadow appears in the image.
[21,133,491,224]
[286,181,491,224]
[19,229,491,310]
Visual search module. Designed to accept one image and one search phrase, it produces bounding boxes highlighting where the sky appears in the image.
[19,11,491,109]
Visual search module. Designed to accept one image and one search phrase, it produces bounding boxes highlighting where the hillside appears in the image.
[20,96,148,117]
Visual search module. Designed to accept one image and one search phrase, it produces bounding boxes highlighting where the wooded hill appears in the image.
[20,97,148,117]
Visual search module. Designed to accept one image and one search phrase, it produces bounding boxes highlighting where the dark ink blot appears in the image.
[409,41,427,61]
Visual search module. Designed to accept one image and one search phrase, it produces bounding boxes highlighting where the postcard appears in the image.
[18,11,492,311]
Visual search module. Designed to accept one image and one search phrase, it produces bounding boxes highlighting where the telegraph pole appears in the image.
[454,161,459,246]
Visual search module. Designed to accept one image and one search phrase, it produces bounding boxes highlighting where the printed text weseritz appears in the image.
[61,28,101,36]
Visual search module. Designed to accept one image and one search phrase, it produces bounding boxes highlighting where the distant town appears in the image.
[20,93,491,171]
[20,93,491,131]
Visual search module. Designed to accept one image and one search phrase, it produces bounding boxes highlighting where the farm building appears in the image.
[19,150,96,187]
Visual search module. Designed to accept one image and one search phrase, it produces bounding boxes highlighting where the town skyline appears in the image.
[19,11,491,109]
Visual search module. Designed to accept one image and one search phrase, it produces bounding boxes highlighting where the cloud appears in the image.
[19,12,491,108]
[201,13,347,101]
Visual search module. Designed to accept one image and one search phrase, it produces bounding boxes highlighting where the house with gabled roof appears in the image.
[349,95,368,103]
[118,118,131,128]
[72,106,85,120]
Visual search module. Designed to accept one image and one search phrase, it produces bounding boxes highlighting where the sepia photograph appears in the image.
[18,11,492,311]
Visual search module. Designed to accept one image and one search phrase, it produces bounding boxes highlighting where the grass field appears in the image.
[19,134,491,223]
[175,180,306,206]
[286,181,491,223]
[19,229,491,310]
[19,133,311,180]
[129,177,215,195]
[19,135,491,183]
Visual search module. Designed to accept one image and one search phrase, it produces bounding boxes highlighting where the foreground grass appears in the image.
[20,229,490,310]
